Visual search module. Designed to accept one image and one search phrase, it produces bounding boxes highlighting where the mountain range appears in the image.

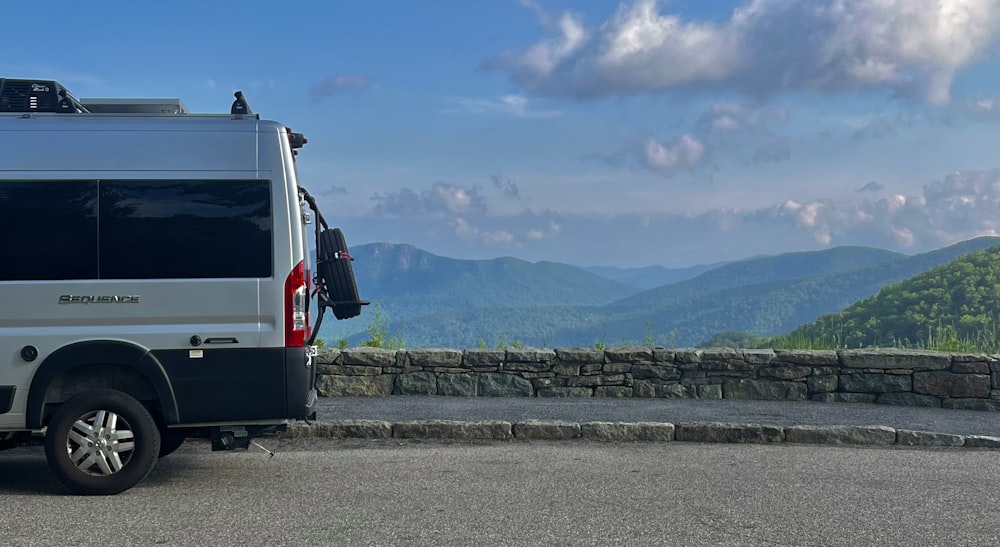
[317,237,1000,349]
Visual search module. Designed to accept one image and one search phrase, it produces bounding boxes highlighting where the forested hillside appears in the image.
[773,243,1000,350]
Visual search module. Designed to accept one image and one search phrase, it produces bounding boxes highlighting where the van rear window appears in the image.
[0,179,272,281]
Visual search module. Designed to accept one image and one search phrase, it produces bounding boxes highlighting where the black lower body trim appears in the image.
[0,385,14,414]
[156,347,311,424]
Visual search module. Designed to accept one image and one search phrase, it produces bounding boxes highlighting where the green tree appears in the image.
[360,300,405,349]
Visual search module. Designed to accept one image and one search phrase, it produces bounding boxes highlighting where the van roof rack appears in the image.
[1,77,252,117]
[81,98,190,115]
[0,78,87,113]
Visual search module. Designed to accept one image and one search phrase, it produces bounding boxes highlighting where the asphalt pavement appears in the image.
[5,441,999,545]
[316,396,1000,437]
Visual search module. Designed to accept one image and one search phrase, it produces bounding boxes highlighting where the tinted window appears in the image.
[0,181,98,281]
[99,180,272,279]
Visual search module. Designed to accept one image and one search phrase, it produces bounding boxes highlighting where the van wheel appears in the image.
[44,389,160,495]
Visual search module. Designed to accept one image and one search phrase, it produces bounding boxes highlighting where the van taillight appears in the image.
[284,261,310,347]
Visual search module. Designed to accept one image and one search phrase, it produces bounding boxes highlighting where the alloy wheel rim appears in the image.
[65,410,136,476]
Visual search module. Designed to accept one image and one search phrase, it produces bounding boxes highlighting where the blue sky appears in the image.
[7,0,1000,267]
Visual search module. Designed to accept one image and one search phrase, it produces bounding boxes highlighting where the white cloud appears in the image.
[487,0,1000,103]
[371,183,488,217]
[344,168,1000,267]
[452,218,518,246]
[453,217,478,239]
[892,226,917,247]
[691,101,793,164]
[960,97,1000,120]
[494,8,588,82]
[339,170,1000,267]
[774,170,1000,247]
[434,185,476,213]
[485,230,516,244]
[450,95,562,118]
[641,134,706,172]
[697,101,788,133]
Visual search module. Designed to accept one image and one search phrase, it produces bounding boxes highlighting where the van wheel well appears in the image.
[40,364,159,427]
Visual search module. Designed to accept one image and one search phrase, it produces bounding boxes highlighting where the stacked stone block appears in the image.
[315,347,1000,411]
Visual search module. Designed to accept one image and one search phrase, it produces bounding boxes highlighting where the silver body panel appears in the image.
[0,113,308,430]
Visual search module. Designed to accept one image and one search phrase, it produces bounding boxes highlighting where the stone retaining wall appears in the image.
[316,347,1000,411]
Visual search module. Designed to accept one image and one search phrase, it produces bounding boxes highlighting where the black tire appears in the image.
[44,389,161,495]
[318,227,363,319]
[158,431,187,458]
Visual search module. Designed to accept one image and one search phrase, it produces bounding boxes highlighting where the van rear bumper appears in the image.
[285,347,318,420]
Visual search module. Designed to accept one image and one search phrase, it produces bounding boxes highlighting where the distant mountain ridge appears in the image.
[352,242,638,307]
[583,262,726,289]
[318,237,1000,349]
[319,242,642,341]
[606,246,905,312]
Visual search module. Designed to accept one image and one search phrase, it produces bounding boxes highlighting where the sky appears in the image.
[7,0,1000,268]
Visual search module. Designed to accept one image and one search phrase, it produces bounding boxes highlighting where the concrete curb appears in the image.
[283,419,1000,449]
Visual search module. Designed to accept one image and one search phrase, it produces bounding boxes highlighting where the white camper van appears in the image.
[0,78,366,495]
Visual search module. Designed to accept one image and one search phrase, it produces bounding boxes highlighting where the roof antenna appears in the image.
[231,90,252,115]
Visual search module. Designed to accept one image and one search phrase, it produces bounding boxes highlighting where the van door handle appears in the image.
[204,337,239,344]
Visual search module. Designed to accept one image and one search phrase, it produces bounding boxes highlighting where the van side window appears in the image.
[0,180,99,281]
[0,179,272,281]
[100,180,273,279]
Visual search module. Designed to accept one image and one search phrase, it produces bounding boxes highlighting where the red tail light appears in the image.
[284,261,310,347]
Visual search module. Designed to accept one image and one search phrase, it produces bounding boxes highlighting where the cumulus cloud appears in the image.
[696,102,788,133]
[954,96,1000,121]
[486,0,1000,104]
[583,133,709,174]
[371,183,487,216]
[308,75,371,101]
[691,101,793,165]
[452,217,517,246]
[450,95,562,118]
[773,170,1000,247]
[336,171,1000,266]
[640,134,707,173]
[490,175,521,199]
[857,181,884,193]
